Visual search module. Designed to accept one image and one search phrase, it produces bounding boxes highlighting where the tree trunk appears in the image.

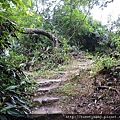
[25,28,58,46]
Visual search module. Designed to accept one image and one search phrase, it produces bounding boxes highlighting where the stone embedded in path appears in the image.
[36,78,61,84]
[30,58,94,117]
[33,96,60,104]
[37,79,61,87]
[31,107,62,114]
[39,82,52,87]
[30,107,62,119]
[36,83,60,92]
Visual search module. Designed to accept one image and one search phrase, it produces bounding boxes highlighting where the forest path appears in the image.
[30,54,93,119]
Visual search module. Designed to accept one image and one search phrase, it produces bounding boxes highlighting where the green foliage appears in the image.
[52,3,111,52]
[96,55,117,69]
[0,0,120,118]
[59,83,73,96]
[15,30,71,70]
[2,50,26,68]
[0,1,38,119]
[0,57,35,118]
[92,31,120,72]
[114,36,120,52]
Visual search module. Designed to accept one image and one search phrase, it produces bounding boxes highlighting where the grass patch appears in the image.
[53,69,94,97]
[58,82,80,96]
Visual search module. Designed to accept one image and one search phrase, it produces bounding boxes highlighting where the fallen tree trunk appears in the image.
[24,28,58,46]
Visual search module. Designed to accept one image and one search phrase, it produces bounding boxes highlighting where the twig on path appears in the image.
[97,86,120,96]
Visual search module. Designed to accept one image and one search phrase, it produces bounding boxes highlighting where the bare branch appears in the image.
[23,28,58,47]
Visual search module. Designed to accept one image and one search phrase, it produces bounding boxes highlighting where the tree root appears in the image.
[97,86,120,96]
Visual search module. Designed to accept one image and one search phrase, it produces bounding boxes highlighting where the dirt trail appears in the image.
[30,56,93,118]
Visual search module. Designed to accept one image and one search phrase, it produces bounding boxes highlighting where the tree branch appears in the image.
[23,28,58,47]
[68,0,91,41]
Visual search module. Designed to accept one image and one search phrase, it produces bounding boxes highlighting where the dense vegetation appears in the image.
[0,0,120,119]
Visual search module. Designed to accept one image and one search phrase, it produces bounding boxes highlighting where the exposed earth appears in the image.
[28,53,120,119]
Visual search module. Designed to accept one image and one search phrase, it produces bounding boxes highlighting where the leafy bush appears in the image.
[0,56,35,119]
[15,33,71,71]
[0,19,36,119]
[52,6,111,52]
[96,56,117,69]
